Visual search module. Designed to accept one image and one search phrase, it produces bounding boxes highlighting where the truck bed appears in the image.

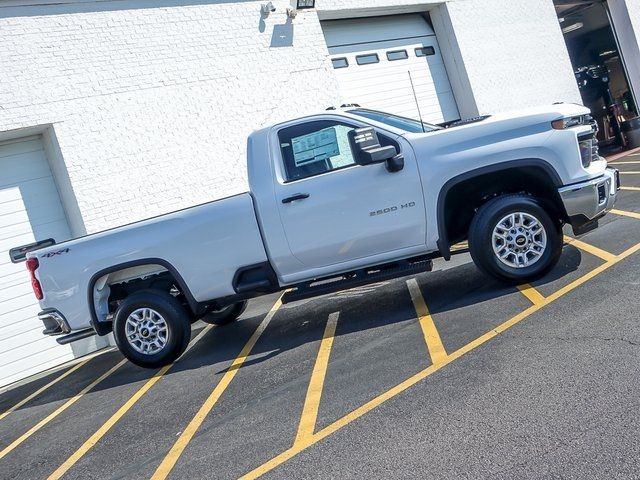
[32,193,268,331]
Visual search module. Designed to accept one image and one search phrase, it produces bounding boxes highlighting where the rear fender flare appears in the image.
[87,258,198,335]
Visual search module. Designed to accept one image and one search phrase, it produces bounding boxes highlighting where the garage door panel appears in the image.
[0,152,54,188]
[0,219,69,248]
[0,135,77,388]
[0,137,43,159]
[0,282,36,308]
[324,14,459,124]
[0,290,37,317]
[0,344,75,387]
[0,315,41,338]
[0,269,29,290]
[322,15,437,47]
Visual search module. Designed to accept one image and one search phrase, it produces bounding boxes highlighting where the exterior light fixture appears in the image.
[287,0,314,18]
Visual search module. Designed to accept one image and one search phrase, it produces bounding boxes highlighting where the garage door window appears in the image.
[278,121,357,182]
[386,50,408,61]
[415,46,435,57]
[331,57,349,69]
[356,53,379,65]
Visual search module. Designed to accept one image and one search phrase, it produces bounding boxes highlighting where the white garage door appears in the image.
[322,14,460,124]
[0,136,76,387]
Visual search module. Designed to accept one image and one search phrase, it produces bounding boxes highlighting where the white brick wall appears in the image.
[439,0,582,116]
[0,0,340,233]
[0,0,593,237]
[625,0,640,37]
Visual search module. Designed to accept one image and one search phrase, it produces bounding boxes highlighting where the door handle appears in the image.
[281,193,310,204]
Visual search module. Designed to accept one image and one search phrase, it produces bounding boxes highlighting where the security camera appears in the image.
[261,2,276,15]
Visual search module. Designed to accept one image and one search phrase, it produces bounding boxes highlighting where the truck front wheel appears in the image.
[113,290,191,368]
[468,194,562,283]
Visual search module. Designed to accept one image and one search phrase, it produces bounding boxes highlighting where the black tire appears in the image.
[200,300,248,326]
[113,289,191,368]
[468,194,562,283]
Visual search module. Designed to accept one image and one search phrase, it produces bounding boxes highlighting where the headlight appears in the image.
[551,115,591,130]
[578,138,594,168]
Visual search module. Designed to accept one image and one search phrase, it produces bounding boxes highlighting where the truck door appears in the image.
[273,118,426,276]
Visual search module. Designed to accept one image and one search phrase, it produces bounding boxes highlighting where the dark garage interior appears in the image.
[555,0,640,153]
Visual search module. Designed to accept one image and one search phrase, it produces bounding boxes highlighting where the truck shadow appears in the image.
[0,246,583,414]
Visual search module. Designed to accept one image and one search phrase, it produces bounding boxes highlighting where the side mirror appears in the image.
[348,128,398,166]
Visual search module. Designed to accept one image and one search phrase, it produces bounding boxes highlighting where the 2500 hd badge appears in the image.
[370,201,417,217]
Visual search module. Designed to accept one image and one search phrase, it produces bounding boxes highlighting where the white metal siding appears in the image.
[322,14,460,124]
[0,136,75,387]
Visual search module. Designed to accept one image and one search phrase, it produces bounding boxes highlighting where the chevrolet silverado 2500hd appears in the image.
[11,104,619,368]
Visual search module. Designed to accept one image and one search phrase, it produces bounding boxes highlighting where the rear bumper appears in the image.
[558,167,619,234]
[39,309,97,344]
[39,309,71,336]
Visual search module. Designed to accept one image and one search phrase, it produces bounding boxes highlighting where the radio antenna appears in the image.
[408,71,426,133]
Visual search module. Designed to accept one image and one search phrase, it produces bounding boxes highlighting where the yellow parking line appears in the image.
[47,324,214,480]
[407,278,447,365]
[0,358,127,460]
[619,171,640,174]
[608,160,640,165]
[0,357,92,423]
[620,186,640,191]
[564,235,617,262]
[517,284,545,306]
[611,209,640,220]
[294,312,338,445]
[239,242,640,480]
[150,295,284,480]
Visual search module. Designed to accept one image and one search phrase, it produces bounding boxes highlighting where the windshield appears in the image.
[349,109,442,133]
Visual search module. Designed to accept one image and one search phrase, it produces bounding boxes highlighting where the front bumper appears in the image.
[558,167,619,234]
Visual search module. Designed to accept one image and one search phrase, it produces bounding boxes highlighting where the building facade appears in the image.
[0,0,637,386]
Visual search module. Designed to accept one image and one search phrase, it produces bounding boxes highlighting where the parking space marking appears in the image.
[620,186,640,191]
[294,312,339,445]
[406,278,447,365]
[517,284,545,306]
[0,357,92,423]
[0,358,127,460]
[47,324,214,480]
[611,209,640,220]
[240,242,640,480]
[619,171,640,175]
[608,160,640,165]
[150,295,284,480]
[564,235,617,262]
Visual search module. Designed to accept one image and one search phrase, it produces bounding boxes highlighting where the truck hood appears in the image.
[403,103,590,142]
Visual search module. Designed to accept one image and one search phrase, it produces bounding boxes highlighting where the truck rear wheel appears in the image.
[468,194,562,283]
[200,300,247,326]
[113,289,191,368]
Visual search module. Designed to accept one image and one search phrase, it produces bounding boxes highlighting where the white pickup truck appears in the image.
[12,104,619,368]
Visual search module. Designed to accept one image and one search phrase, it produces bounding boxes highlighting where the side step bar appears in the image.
[282,256,433,304]
[56,328,96,345]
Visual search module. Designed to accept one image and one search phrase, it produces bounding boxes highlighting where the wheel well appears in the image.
[439,165,567,257]
[92,264,190,330]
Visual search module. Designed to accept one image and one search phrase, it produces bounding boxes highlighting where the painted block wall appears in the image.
[0,0,599,237]
[0,0,340,234]
[440,0,583,116]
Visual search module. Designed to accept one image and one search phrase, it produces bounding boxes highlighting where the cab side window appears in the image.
[278,121,357,182]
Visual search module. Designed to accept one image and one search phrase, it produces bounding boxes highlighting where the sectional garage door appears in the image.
[0,136,76,387]
[322,14,460,124]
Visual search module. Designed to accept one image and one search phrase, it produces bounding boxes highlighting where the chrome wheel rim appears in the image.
[492,212,547,269]
[125,308,169,355]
